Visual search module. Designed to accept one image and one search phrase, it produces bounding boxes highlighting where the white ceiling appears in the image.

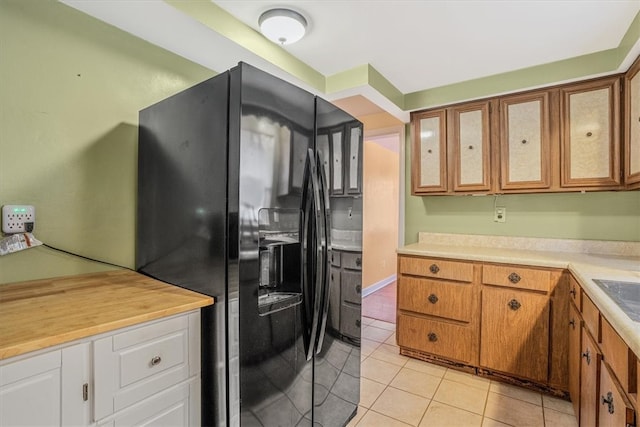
[215,0,640,94]
[63,0,640,120]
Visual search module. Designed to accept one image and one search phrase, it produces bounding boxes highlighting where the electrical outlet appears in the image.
[494,207,506,223]
[2,205,35,234]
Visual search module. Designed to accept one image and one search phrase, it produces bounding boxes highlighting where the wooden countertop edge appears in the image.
[0,298,212,361]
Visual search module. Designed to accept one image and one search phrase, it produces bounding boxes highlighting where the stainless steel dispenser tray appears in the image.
[592,279,640,322]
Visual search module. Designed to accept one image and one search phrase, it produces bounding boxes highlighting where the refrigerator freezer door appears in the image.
[232,63,315,427]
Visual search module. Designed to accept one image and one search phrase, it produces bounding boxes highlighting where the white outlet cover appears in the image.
[2,205,35,234]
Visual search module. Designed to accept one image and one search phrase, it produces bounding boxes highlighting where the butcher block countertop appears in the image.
[0,270,213,360]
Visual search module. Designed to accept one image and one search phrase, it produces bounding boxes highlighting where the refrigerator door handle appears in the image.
[302,148,326,361]
[314,152,331,354]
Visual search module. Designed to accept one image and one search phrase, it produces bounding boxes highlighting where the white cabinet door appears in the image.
[0,350,62,427]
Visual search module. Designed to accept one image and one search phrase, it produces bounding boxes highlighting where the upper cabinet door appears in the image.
[346,123,363,195]
[330,128,345,195]
[560,77,621,188]
[625,56,640,188]
[499,91,551,190]
[451,102,491,192]
[411,109,447,193]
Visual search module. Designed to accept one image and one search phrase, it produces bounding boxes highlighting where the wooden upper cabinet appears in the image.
[499,91,552,190]
[560,76,621,188]
[451,102,491,192]
[625,55,640,188]
[412,109,447,193]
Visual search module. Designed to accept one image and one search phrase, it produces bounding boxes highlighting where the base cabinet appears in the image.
[568,276,638,427]
[0,311,201,427]
[329,249,363,340]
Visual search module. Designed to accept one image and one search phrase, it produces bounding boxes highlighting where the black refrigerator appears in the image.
[137,63,363,427]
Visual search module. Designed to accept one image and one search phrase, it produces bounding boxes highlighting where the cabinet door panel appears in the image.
[412,110,447,193]
[598,361,635,427]
[331,129,344,194]
[580,327,602,427]
[452,103,490,191]
[480,287,549,382]
[561,78,621,187]
[500,91,551,190]
[568,304,582,423]
[347,125,362,194]
[625,56,640,187]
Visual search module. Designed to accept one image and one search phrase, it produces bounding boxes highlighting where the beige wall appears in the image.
[362,141,399,288]
[0,1,213,284]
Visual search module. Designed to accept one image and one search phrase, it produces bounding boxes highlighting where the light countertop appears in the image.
[0,270,214,360]
[398,239,640,357]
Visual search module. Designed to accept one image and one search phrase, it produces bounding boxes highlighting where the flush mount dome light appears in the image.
[259,8,307,45]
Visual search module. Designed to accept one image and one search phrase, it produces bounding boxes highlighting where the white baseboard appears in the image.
[362,274,397,297]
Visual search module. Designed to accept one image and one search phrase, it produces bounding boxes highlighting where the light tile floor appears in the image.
[349,317,579,427]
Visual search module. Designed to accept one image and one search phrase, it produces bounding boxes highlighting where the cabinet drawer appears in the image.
[399,256,474,283]
[568,275,581,308]
[601,318,636,394]
[330,251,341,267]
[397,314,476,364]
[398,277,473,322]
[581,292,601,341]
[341,252,362,270]
[94,314,192,420]
[482,264,550,292]
[599,361,635,427]
[341,270,362,304]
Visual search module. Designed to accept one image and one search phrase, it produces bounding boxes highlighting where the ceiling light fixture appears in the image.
[259,8,307,45]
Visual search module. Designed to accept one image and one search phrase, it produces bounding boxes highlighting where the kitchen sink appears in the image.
[592,279,640,322]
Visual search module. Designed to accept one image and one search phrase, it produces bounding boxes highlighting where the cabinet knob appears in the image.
[356,257,362,267]
[601,392,615,414]
[150,355,162,367]
[427,332,438,342]
[429,264,440,274]
[508,272,521,284]
[508,299,521,310]
[521,139,527,144]
[582,349,591,365]
[356,285,362,294]
[428,294,439,304]
[468,145,474,150]
[569,287,576,297]
[427,149,432,154]
[569,319,576,329]
[355,319,361,328]
[586,131,593,137]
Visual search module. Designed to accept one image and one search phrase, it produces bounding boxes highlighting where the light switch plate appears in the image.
[2,205,35,234]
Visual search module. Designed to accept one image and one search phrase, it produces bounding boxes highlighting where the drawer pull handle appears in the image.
[355,258,362,267]
[429,264,440,274]
[569,287,577,297]
[428,294,439,304]
[82,383,89,402]
[508,272,521,284]
[508,299,521,311]
[582,349,591,365]
[601,392,614,414]
[150,356,162,367]
[427,332,438,342]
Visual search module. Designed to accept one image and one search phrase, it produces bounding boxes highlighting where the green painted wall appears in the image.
[403,131,640,244]
[0,0,213,284]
